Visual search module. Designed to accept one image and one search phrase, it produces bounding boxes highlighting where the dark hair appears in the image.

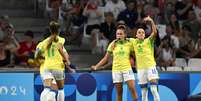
[117,24,127,33]
[24,30,34,38]
[117,24,126,30]
[49,21,60,34]
[136,21,147,29]
[104,12,114,17]
[126,0,137,9]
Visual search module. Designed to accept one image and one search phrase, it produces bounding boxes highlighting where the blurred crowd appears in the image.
[1,0,201,69]
[0,16,37,67]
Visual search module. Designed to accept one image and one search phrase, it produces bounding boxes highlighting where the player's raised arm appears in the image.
[144,16,157,38]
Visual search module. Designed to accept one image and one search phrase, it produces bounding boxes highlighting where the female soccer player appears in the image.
[131,16,160,101]
[35,21,74,101]
[91,25,138,101]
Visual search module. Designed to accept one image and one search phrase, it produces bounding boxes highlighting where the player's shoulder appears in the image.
[108,41,113,47]
[128,38,136,44]
[58,36,65,44]
[128,38,135,41]
[43,37,51,42]
[145,36,154,42]
[36,42,42,48]
[58,36,65,40]
[38,37,51,47]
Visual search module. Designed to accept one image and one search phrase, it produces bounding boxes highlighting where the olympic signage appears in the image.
[0,72,200,101]
[0,73,34,101]
[34,72,200,101]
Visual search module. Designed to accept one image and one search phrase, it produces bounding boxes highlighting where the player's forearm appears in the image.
[96,59,107,69]
[95,53,109,69]
[64,52,71,65]
[58,45,68,64]
[150,19,157,36]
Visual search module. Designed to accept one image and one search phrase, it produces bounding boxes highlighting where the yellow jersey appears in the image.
[107,39,133,72]
[39,36,66,71]
[35,42,45,74]
[130,37,156,69]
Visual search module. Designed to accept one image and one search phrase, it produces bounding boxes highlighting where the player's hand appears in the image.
[144,16,153,22]
[50,34,58,42]
[68,68,76,73]
[91,65,97,71]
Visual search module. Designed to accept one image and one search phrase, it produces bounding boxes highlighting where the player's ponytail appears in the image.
[49,21,60,34]
[46,21,60,50]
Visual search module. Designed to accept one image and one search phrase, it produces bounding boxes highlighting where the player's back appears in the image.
[40,36,65,70]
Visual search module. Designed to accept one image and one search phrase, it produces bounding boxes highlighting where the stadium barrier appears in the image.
[0,72,201,101]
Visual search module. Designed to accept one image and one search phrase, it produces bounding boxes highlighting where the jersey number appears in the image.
[48,45,55,57]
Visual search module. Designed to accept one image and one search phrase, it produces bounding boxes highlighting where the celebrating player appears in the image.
[35,21,75,101]
[91,25,138,101]
[131,16,160,101]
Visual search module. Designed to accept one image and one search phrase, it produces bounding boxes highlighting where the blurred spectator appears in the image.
[157,24,180,50]
[175,0,193,21]
[0,15,10,32]
[193,0,201,21]
[104,0,126,20]
[156,36,176,70]
[16,30,37,65]
[166,24,180,49]
[58,0,88,31]
[0,15,10,41]
[62,0,87,33]
[2,24,20,66]
[95,29,109,54]
[66,26,83,46]
[157,0,166,12]
[45,0,62,21]
[191,30,201,58]
[136,1,146,24]
[183,10,201,41]
[83,0,103,35]
[100,12,116,42]
[83,0,104,53]
[176,25,195,59]
[62,1,86,46]
[0,41,11,66]
[143,1,160,23]
[169,14,180,33]
[0,17,4,41]
[117,0,138,33]
[164,2,176,24]
[58,0,71,30]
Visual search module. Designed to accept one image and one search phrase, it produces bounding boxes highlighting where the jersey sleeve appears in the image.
[36,42,44,53]
[107,42,113,54]
[58,36,65,45]
[147,37,154,45]
[129,38,136,48]
[35,42,44,58]
[63,46,67,53]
